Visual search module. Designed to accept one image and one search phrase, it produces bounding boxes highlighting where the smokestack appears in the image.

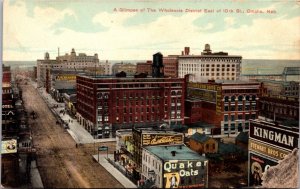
[181,51,184,55]
[184,47,190,55]
[171,151,176,156]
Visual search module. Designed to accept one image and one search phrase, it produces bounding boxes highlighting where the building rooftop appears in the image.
[235,131,249,144]
[145,144,208,161]
[190,132,211,143]
[218,142,244,155]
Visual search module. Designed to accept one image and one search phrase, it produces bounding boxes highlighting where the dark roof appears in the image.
[190,132,210,143]
[218,142,244,155]
[235,132,249,144]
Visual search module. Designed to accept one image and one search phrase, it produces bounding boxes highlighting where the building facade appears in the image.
[136,61,152,75]
[178,44,242,82]
[186,81,261,136]
[112,62,136,75]
[189,132,218,154]
[163,55,179,78]
[76,75,187,139]
[132,128,184,168]
[142,144,208,188]
[37,49,100,87]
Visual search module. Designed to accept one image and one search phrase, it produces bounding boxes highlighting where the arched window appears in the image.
[238,95,243,101]
[231,96,236,101]
[224,96,229,102]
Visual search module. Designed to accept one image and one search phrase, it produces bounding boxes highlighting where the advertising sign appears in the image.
[249,122,298,151]
[215,86,222,114]
[187,88,216,103]
[1,139,17,154]
[249,139,290,160]
[142,134,183,146]
[163,160,208,188]
[56,75,76,81]
[249,152,277,186]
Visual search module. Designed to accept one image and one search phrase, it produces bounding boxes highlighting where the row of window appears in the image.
[224,113,256,121]
[224,105,256,111]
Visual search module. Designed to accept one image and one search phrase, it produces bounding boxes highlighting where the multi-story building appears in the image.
[132,128,184,168]
[76,75,187,139]
[46,69,86,101]
[2,65,18,136]
[37,49,100,87]
[37,52,61,88]
[136,61,152,75]
[163,55,179,78]
[248,119,299,186]
[163,47,190,78]
[56,48,99,68]
[185,80,261,136]
[258,80,299,123]
[112,62,136,76]
[178,44,242,82]
[142,144,208,188]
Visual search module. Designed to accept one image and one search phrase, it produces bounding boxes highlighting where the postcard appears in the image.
[2,0,299,188]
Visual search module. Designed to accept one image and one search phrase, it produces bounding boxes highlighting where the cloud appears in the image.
[3,1,300,61]
[224,17,236,27]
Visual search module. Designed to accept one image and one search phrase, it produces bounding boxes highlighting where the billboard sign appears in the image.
[142,134,183,146]
[249,121,298,151]
[249,152,277,186]
[163,160,208,188]
[249,139,290,160]
[1,139,17,154]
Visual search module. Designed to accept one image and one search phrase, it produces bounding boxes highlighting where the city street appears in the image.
[21,83,123,188]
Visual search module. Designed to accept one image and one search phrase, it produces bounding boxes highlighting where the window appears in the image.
[224,115,228,121]
[224,124,228,131]
[231,115,235,121]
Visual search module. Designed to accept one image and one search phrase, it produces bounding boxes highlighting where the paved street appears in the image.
[21,83,123,188]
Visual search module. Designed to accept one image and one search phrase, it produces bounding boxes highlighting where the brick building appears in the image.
[76,75,187,138]
[136,61,152,75]
[185,80,261,136]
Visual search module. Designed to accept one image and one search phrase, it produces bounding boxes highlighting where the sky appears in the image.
[3,0,300,61]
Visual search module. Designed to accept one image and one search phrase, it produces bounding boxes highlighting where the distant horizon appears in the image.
[3,58,300,62]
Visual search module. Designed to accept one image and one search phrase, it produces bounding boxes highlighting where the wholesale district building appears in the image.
[132,128,184,168]
[142,144,208,188]
[258,80,299,122]
[76,75,186,138]
[2,65,17,136]
[178,44,242,82]
[185,80,261,136]
[248,119,299,186]
[112,62,137,76]
[37,48,111,88]
[136,61,152,75]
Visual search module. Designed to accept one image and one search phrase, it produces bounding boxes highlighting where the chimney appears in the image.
[184,47,190,55]
[181,51,184,55]
[171,150,176,156]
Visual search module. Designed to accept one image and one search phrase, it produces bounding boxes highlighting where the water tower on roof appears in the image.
[202,44,212,55]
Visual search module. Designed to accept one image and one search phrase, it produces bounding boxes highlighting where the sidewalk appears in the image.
[92,154,137,188]
[32,81,116,144]
[30,160,44,188]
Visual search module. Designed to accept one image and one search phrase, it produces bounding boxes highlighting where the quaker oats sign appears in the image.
[1,139,17,154]
[163,160,208,188]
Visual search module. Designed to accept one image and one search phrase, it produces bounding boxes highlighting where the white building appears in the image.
[37,49,104,87]
[141,144,208,188]
[178,44,242,82]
